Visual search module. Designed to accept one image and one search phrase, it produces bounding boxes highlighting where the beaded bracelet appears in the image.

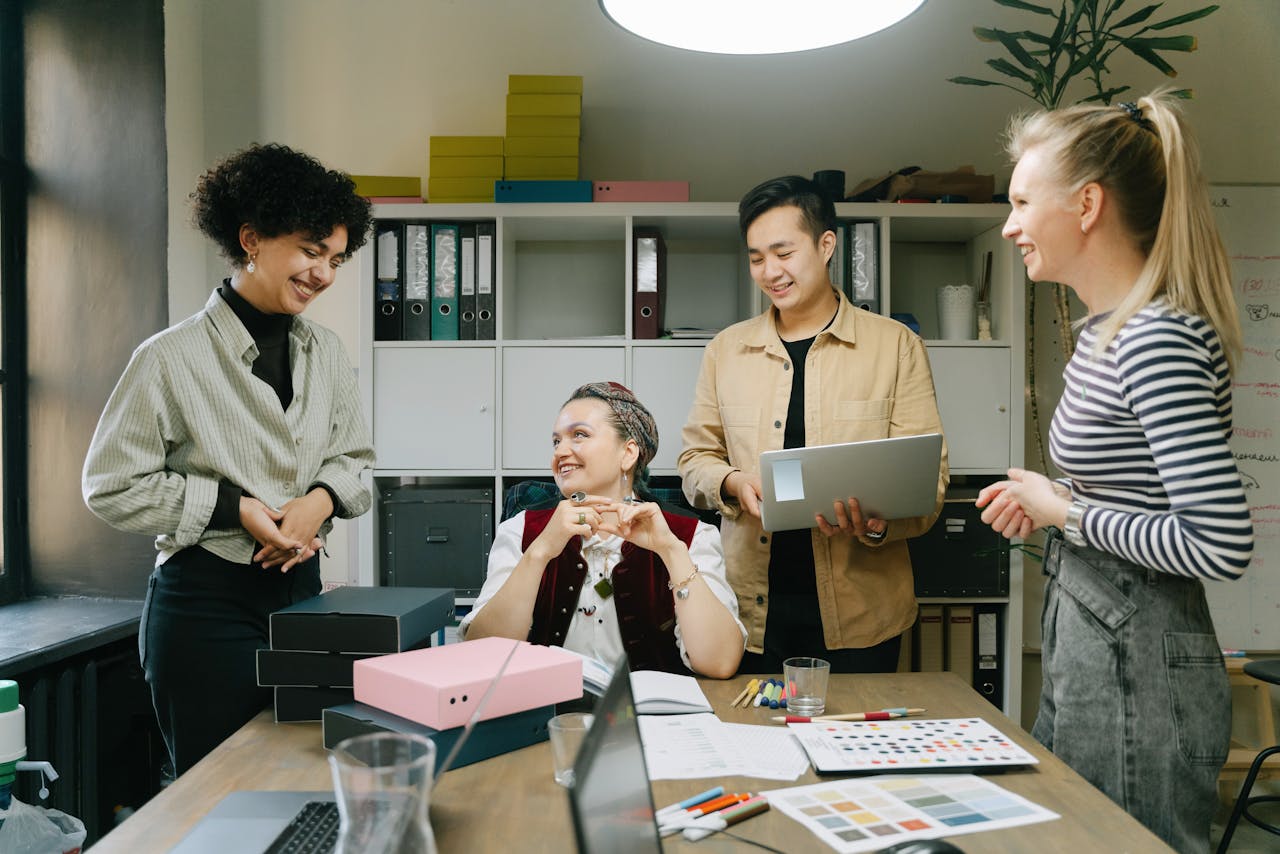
[668,566,702,600]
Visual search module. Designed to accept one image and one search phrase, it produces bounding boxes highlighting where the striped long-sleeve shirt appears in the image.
[83,288,375,566]
[1050,299,1253,581]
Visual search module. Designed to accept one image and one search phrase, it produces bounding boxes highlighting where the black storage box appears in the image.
[322,701,552,771]
[256,649,381,688]
[380,486,494,596]
[273,686,355,723]
[908,493,1009,597]
[269,586,455,653]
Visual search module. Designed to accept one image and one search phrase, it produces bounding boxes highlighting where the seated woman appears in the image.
[461,382,745,678]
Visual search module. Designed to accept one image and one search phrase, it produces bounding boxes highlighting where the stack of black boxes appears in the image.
[257,586,455,722]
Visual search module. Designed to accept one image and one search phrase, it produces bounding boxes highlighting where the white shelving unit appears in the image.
[352,201,1025,721]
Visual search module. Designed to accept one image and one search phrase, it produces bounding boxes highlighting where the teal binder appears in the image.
[431,223,460,340]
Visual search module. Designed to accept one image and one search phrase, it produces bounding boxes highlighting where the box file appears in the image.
[504,156,579,179]
[351,174,422,199]
[945,605,975,681]
[458,223,477,341]
[506,93,581,116]
[849,220,880,314]
[430,223,460,340]
[256,649,378,688]
[495,180,592,203]
[353,638,582,731]
[403,222,432,340]
[505,136,580,158]
[429,155,504,178]
[322,701,553,770]
[429,135,504,158]
[593,181,690,203]
[273,686,354,723]
[505,115,581,138]
[476,221,496,339]
[909,493,1009,597]
[269,586,455,654]
[974,604,1005,709]
[507,74,583,94]
[916,604,945,672]
[427,176,497,201]
[373,223,403,341]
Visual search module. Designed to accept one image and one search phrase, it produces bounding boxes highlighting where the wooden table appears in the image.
[94,672,1171,853]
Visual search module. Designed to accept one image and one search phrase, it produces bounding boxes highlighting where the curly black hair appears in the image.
[191,143,373,263]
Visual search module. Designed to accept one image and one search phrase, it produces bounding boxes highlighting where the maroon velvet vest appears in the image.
[523,508,699,674]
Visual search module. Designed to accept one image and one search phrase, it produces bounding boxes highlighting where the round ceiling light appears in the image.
[599,0,928,55]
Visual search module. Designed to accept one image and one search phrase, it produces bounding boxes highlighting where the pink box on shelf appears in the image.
[593,180,690,202]
[352,637,582,730]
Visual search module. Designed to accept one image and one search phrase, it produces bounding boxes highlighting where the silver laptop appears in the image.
[568,655,663,853]
[758,433,943,532]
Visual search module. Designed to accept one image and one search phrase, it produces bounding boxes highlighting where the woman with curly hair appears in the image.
[461,382,745,678]
[83,143,376,774]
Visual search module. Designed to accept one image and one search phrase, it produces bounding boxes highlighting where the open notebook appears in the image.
[567,650,712,714]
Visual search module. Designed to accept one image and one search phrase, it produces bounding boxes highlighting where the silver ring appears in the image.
[578,512,587,525]
[570,491,587,505]
[622,496,639,505]
[294,546,303,554]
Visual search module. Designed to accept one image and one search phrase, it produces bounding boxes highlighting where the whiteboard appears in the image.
[1203,185,1280,650]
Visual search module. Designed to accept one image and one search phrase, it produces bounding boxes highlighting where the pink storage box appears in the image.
[593,181,690,202]
[352,637,582,730]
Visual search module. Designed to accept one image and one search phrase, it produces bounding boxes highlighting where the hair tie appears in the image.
[1118,101,1155,132]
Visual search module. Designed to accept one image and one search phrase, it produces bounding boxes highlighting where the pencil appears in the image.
[730,679,757,708]
[771,707,927,723]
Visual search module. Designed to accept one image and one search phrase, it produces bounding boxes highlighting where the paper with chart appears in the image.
[637,713,809,780]
[789,718,1038,773]
[761,774,1058,853]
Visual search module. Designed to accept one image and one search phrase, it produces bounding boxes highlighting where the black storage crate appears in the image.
[380,486,494,596]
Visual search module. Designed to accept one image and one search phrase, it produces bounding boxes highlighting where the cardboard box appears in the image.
[430,135,504,157]
[353,637,582,730]
[269,586,454,654]
[593,181,690,202]
[322,701,553,771]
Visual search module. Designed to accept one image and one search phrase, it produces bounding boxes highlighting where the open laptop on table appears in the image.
[567,655,663,853]
[758,433,943,532]
[170,639,526,854]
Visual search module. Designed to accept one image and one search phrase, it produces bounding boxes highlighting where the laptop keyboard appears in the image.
[264,800,339,854]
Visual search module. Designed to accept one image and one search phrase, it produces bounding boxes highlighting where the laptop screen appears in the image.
[567,656,662,854]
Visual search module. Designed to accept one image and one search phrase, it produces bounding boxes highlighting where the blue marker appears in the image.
[656,786,725,818]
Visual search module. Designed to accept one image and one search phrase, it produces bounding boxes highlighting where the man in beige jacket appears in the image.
[679,175,947,673]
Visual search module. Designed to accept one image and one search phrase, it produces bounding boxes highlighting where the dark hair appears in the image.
[564,381,658,496]
[738,175,837,245]
[191,143,373,264]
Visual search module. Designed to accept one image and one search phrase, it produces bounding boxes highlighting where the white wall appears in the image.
[163,0,1280,583]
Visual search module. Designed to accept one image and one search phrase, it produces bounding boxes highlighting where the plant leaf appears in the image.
[948,76,1003,87]
[1080,85,1131,103]
[1149,5,1219,29]
[993,0,1057,15]
[1113,4,1161,29]
[987,57,1038,83]
[1009,29,1053,45]
[974,27,1043,71]
[1167,88,1195,98]
[1123,42,1177,75]
[1124,35,1197,52]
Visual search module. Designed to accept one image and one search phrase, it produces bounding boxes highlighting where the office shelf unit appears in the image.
[352,201,1026,721]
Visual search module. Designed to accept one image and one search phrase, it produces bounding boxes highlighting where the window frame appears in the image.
[0,1,29,605]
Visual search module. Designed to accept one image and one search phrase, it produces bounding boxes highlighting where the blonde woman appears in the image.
[977,92,1252,853]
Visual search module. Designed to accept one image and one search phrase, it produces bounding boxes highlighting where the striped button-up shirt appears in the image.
[83,289,375,565]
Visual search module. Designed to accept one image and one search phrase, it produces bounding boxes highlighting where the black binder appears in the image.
[402,222,432,340]
[476,220,496,340]
[458,223,477,340]
[373,222,403,341]
[973,603,1005,710]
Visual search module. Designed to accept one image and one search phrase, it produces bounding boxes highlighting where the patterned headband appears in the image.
[570,381,659,472]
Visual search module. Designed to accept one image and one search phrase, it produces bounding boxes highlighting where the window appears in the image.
[0,2,27,604]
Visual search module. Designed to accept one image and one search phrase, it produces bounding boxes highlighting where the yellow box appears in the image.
[429,156,505,178]
[508,74,583,94]
[505,115,581,138]
[503,156,579,179]
[429,136,504,157]
[429,196,493,204]
[503,136,580,158]
[506,93,581,117]
[349,175,422,198]
[427,176,497,198]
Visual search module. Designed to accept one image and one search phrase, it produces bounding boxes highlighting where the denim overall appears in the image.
[1035,530,1230,854]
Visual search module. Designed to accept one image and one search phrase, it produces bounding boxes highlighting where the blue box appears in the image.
[495,180,592,203]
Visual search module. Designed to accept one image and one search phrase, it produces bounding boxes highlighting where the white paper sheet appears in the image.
[638,713,809,780]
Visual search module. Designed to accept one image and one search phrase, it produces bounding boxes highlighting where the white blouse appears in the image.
[459,511,746,670]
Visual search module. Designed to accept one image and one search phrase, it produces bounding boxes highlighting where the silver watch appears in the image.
[1063,502,1087,547]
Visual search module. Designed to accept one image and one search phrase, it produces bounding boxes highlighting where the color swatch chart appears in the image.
[789,718,1038,773]
[761,774,1058,853]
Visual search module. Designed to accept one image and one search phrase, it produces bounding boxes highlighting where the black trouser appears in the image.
[139,546,320,775]
[737,591,902,675]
